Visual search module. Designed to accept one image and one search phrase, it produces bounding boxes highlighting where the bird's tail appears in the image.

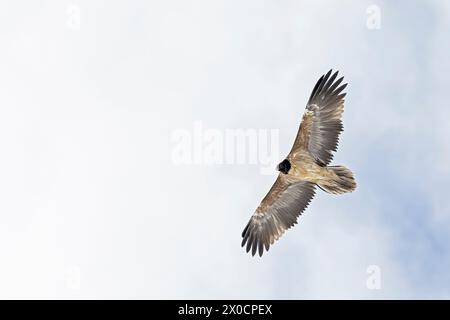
[317,165,356,195]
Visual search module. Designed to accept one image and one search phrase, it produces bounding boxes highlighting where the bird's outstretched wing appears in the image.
[241,175,316,256]
[290,69,347,166]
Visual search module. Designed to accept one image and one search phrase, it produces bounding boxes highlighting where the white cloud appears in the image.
[0,0,449,298]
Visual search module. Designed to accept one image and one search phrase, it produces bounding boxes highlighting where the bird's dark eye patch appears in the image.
[278,159,291,174]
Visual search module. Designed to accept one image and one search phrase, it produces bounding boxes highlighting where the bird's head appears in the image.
[277,159,291,174]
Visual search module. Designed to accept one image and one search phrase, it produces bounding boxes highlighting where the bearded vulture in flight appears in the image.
[242,69,356,257]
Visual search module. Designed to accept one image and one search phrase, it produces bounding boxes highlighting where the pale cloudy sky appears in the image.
[0,0,449,299]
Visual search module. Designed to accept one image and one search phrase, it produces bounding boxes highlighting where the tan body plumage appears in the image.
[242,70,356,256]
